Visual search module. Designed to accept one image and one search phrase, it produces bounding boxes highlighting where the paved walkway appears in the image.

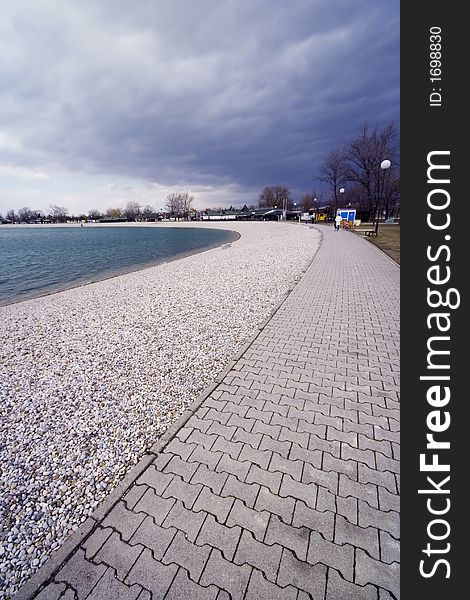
[18,226,400,600]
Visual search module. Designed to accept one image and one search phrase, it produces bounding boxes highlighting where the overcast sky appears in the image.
[0,0,399,214]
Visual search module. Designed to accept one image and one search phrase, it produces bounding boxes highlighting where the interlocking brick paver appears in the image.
[292,500,335,541]
[277,549,327,597]
[193,486,234,523]
[257,485,296,523]
[245,569,298,600]
[246,463,282,493]
[264,514,309,561]
[165,568,219,600]
[356,549,400,598]
[94,531,143,581]
[325,568,378,600]
[125,548,178,598]
[196,513,242,560]
[162,530,211,581]
[130,516,176,560]
[335,514,380,559]
[55,549,107,598]
[18,227,399,600]
[191,463,229,495]
[307,530,355,581]
[200,549,251,600]
[234,530,282,582]
[227,499,270,541]
[162,500,206,542]
[87,568,142,600]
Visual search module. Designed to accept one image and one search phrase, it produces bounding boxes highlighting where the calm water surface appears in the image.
[0,226,237,305]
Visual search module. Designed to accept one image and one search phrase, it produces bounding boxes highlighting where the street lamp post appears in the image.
[374,159,391,235]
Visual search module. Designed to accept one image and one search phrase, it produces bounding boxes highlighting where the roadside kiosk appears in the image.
[336,208,356,229]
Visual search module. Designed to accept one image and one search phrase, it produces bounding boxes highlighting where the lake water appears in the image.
[0,225,238,306]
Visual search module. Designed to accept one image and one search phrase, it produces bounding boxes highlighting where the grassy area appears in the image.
[353,224,400,264]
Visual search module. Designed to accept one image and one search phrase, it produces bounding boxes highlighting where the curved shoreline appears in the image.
[0,221,320,598]
[0,224,241,308]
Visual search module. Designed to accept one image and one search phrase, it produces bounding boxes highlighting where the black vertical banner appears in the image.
[401,4,466,599]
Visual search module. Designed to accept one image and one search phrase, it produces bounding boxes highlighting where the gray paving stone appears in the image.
[191,463,229,495]
[378,487,400,512]
[135,466,174,494]
[245,569,298,600]
[162,529,211,581]
[264,514,309,561]
[232,427,263,448]
[35,582,67,600]
[358,501,399,538]
[277,548,327,597]
[341,444,376,468]
[279,474,317,510]
[165,568,219,600]
[308,434,340,457]
[359,463,397,494]
[292,500,334,541]
[380,530,400,564]
[94,531,143,581]
[196,513,242,561]
[256,486,296,523]
[238,444,272,470]
[289,443,322,468]
[212,436,243,459]
[82,526,113,560]
[227,499,270,541]
[162,499,206,542]
[335,514,380,559]
[188,445,223,470]
[55,549,107,598]
[316,485,337,514]
[355,549,400,598]
[87,568,141,600]
[200,549,251,600]
[163,475,203,509]
[164,455,199,482]
[308,530,355,582]
[246,463,282,494]
[102,502,145,541]
[221,473,260,508]
[129,516,176,560]
[122,484,147,510]
[268,452,303,481]
[125,548,178,598]
[339,474,378,507]
[215,453,251,480]
[325,568,378,600]
[258,435,291,458]
[193,486,235,523]
[234,529,282,582]
[303,462,338,494]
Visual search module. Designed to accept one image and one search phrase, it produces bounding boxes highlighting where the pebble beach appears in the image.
[0,221,320,598]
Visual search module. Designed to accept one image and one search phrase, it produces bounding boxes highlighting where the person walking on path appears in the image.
[334,213,342,231]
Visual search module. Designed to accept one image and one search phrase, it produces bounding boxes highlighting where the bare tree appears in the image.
[6,209,16,223]
[165,192,194,220]
[300,193,320,212]
[50,205,69,223]
[124,201,141,221]
[315,149,348,209]
[106,207,124,218]
[18,207,34,223]
[345,122,398,215]
[141,205,155,221]
[88,209,102,221]
[259,186,292,209]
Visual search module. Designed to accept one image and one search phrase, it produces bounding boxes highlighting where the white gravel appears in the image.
[0,221,320,598]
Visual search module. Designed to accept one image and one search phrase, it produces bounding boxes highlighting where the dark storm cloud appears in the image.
[0,0,399,195]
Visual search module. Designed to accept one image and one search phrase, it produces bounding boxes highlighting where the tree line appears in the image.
[1,192,195,224]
